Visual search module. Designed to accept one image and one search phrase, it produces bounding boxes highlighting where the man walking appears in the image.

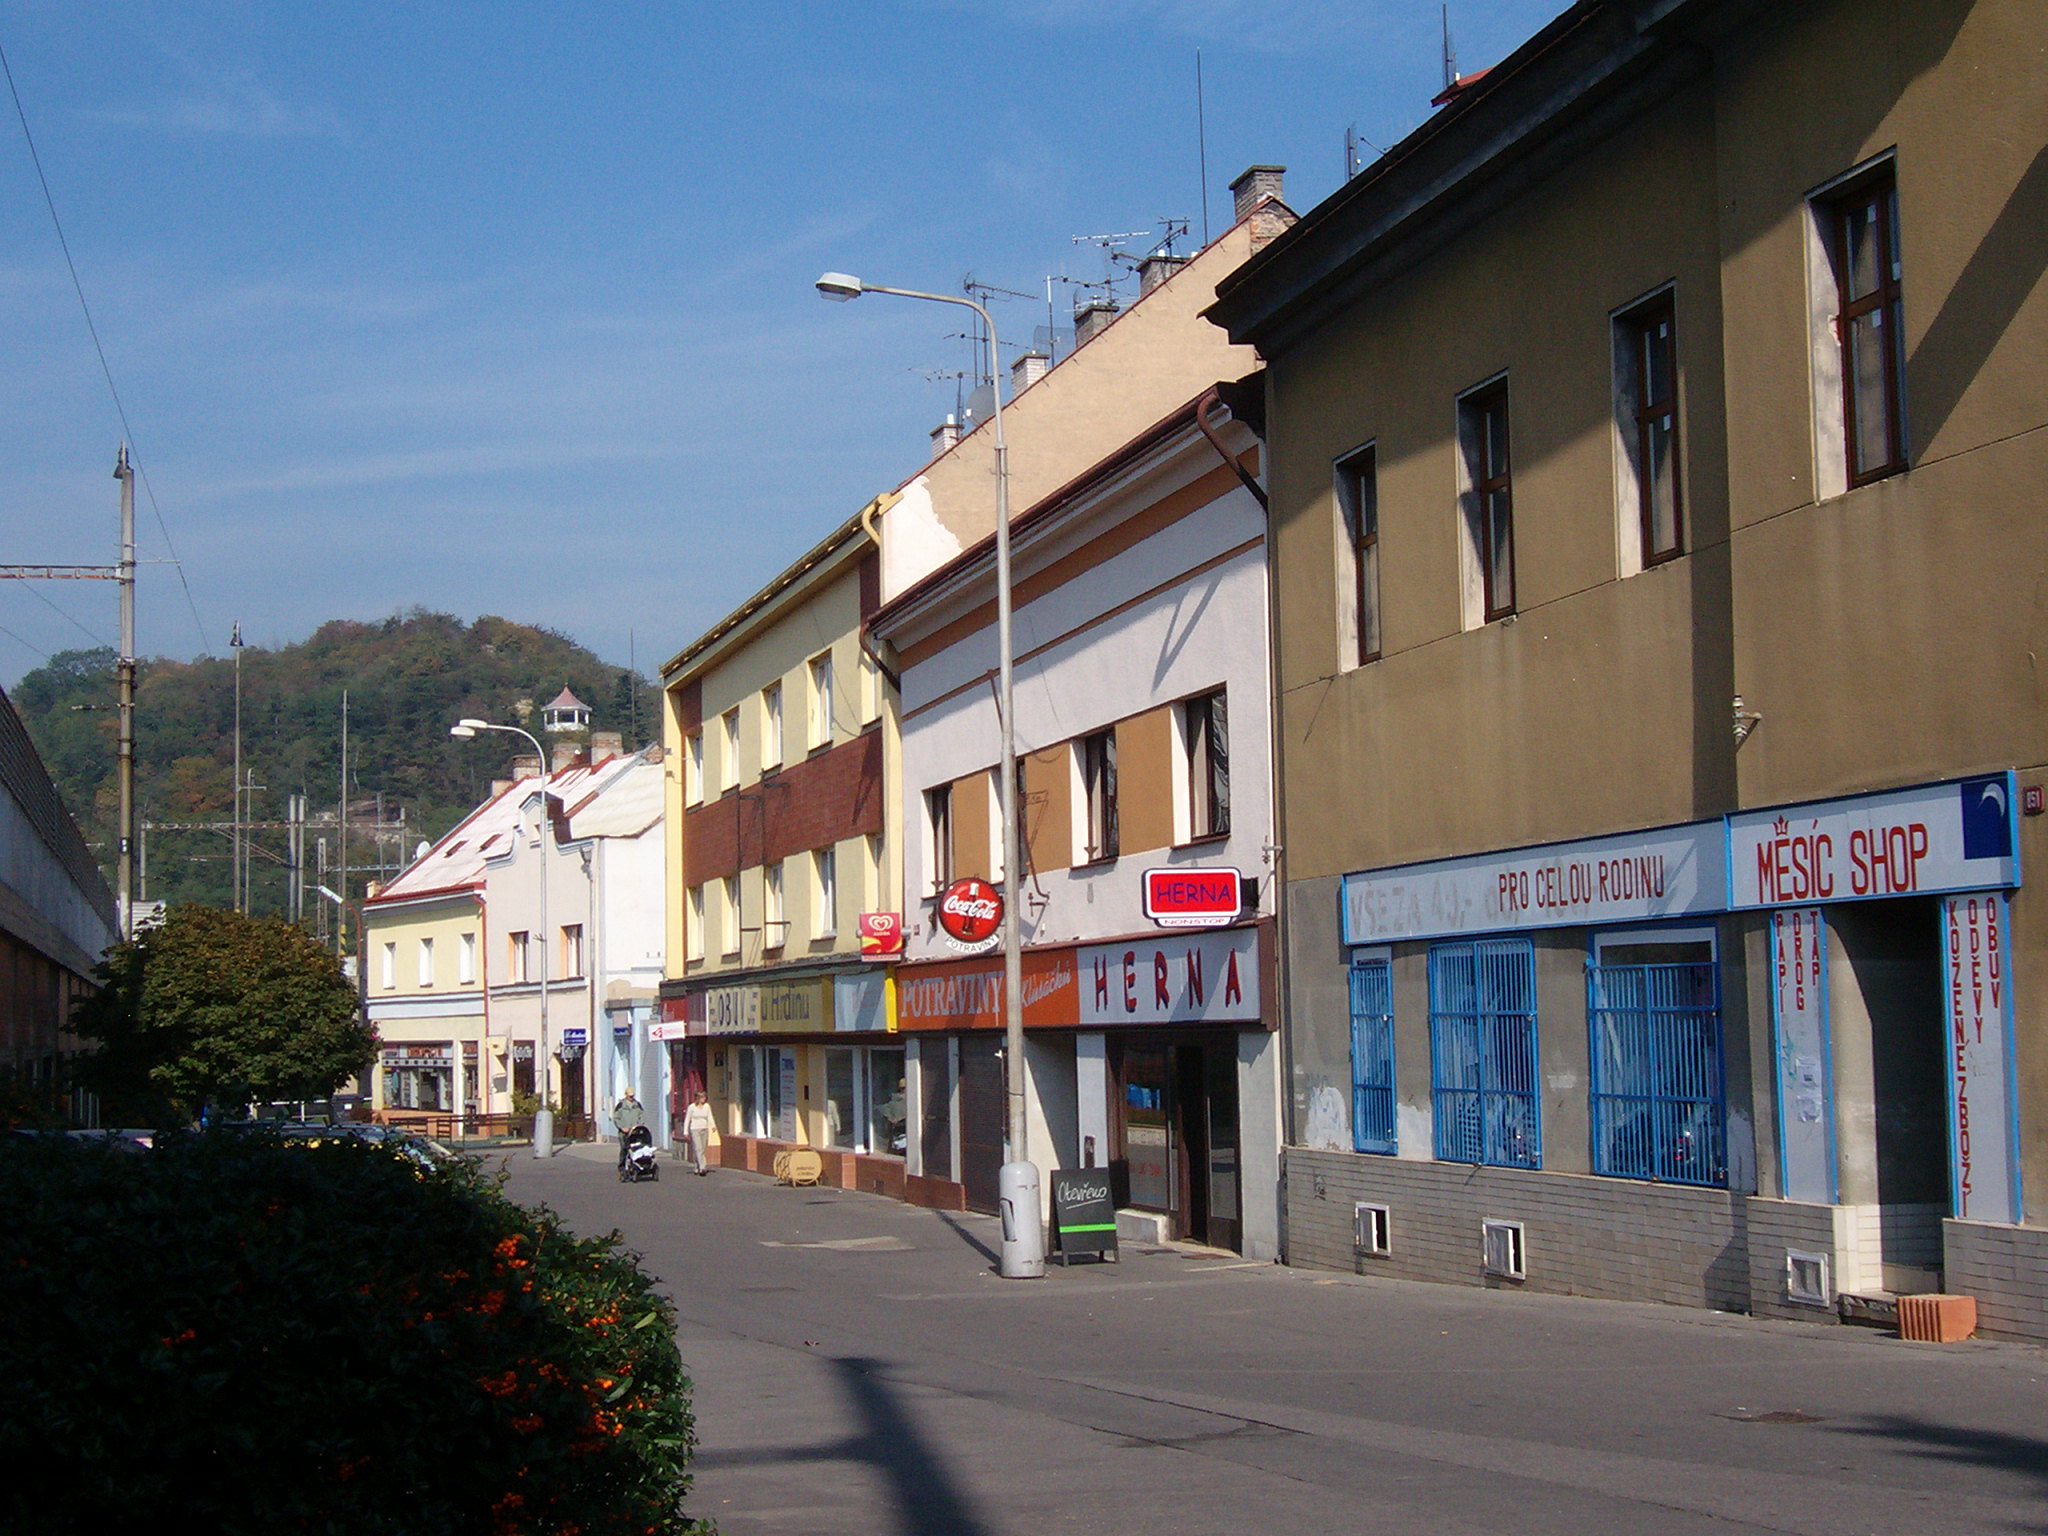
[612,1089,645,1172]
[682,1090,714,1176]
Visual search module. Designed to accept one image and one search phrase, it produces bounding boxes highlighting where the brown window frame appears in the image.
[1336,445,1381,665]
[1829,173,1906,487]
[1460,382,1516,622]
[1182,689,1230,842]
[1624,295,1683,565]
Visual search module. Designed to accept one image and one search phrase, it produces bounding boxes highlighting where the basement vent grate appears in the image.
[1354,1202,1392,1258]
[1785,1248,1832,1307]
[1482,1218,1526,1280]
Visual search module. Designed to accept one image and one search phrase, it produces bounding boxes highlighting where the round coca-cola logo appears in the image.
[937,877,1003,949]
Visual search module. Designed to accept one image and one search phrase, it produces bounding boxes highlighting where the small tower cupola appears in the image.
[543,687,591,734]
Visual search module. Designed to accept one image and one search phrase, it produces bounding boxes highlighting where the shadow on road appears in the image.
[1835,1414,2048,1526]
[691,1355,995,1536]
[935,1209,999,1269]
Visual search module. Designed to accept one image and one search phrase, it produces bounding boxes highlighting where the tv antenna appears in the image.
[1442,3,1457,93]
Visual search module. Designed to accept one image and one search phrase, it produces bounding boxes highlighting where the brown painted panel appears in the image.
[950,769,992,882]
[1022,746,1072,876]
[1117,706,1178,856]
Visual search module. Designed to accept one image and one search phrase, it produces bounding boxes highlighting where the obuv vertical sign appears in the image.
[1942,891,2023,1225]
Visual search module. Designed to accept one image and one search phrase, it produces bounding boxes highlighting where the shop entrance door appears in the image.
[1118,1035,1241,1251]
[958,1036,1005,1214]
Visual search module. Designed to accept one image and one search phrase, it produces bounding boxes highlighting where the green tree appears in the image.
[73,905,373,1121]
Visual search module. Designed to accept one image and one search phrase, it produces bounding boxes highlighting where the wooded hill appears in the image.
[12,611,661,918]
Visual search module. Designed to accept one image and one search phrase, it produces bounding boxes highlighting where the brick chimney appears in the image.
[1138,253,1189,295]
[591,730,623,760]
[1229,164,1294,252]
[1072,300,1119,347]
[492,778,513,798]
[930,414,961,454]
[1010,352,1049,393]
[512,753,543,781]
[550,742,585,772]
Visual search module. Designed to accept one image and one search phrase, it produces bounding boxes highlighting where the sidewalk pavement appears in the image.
[500,1150,2048,1536]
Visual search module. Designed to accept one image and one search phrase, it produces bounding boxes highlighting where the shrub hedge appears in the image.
[0,1131,705,1536]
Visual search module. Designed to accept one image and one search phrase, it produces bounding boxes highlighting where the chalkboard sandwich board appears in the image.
[1051,1168,1118,1264]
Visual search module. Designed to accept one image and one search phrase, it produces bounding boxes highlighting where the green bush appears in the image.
[0,1132,706,1535]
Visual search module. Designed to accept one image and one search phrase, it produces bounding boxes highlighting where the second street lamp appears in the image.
[451,717,557,1159]
[816,271,1044,1279]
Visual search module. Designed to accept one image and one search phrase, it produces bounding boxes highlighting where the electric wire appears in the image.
[23,580,110,648]
[0,36,213,657]
[0,619,50,661]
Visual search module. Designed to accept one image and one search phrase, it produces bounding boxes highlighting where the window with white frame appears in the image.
[417,937,435,988]
[858,651,881,725]
[458,931,477,985]
[761,681,783,769]
[685,886,705,963]
[1588,926,1726,1187]
[1335,444,1381,667]
[763,861,785,949]
[381,941,397,990]
[685,729,704,805]
[507,931,531,984]
[720,875,740,956]
[1077,729,1118,864]
[1806,156,1906,499]
[1456,379,1515,627]
[1180,689,1230,842]
[808,651,834,749]
[560,923,584,979]
[813,847,837,937]
[1613,290,1682,574]
[720,707,740,793]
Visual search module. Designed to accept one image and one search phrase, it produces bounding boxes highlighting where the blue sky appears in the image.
[0,0,1565,687]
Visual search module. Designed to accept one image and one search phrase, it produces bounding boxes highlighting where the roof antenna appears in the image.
[1442,3,1457,94]
[1196,49,1211,246]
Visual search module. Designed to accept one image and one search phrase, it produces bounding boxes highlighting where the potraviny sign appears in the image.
[1342,821,1725,944]
[1727,775,2019,909]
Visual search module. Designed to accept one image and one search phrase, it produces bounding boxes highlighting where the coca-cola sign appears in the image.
[936,877,1003,954]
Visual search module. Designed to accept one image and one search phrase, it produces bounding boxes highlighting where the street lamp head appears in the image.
[457,717,489,730]
[815,271,863,302]
[449,724,476,739]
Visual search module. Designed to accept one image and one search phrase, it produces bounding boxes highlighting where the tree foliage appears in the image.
[72,904,373,1122]
[12,610,661,910]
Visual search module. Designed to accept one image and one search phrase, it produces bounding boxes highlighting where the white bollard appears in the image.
[998,1160,1046,1278]
[532,1107,555,1159]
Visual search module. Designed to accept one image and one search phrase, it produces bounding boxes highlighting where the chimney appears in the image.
[512,753,543,781]
[1072,299,1120,347]
[930,414,961,454]
[591,730,623,759]
[1010,352,1049,393]
[1230,164,1286,223]
[492,779,513,798]
[1138,253,1189,296]
[550,742,585,773]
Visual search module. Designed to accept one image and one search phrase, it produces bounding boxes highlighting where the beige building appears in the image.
[1208,0,2048,1338]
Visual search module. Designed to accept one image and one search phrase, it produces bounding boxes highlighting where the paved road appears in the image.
[500,1146,2047,1536]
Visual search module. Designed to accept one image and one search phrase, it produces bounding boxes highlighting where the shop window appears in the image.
[813,848,837,938]
[1812,164,1906,490]
[1181,689,1230,842]
[1456,379,1515,626]
[1349,954,1396,1155]
[808,651,834,750]
[1614,290,1682,572]
[685,886,705,963]
[737,1046,763,1137]
[458,932,477,985]
[867,1047,906,1157]
[560,923,584,979]
[1428,937,1540,1168]
[1335,443,1381,666]
[1588,928,1726,1187]
[1077,729,1118,864]
[507,931,531,984]
[761,681,783,769]
[824,1048,857,1149]
[926,785,953,893]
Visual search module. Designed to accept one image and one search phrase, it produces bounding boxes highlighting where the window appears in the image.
[1428,937,1539,1168]
[808,652,834,749]
[685,729,704,805]
[720,707,740,793]
[761,682,783,768]
[685,886,705,963]
[824,1048,857,1149]
[1349,954,1396,1154]
[813,848,837,937]
[1827,171,1905,486]
[1182,690,1230,841]
[858,651,881,725]
[763,861,785,949]
[560,923,584,979]
[381,941,396,990]
[1335,444,1381,665]
[866,1047,906,1156]
[1457,381,1515,624]
[1615,293,1682,568]
[1588,928,1726,1187]
[1078,729,1118,863]
[864,832,884,907]
[926,785,953,893]
[507,931,531,984]
[458,931,477,985]
[720,875,740,956]
[417,937,435,988]
[737,1046,763,1137]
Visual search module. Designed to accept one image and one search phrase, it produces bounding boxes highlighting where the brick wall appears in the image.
[1944,1219,2048,1343]
[1743,1197,1844,1322]
[682,728,884,883]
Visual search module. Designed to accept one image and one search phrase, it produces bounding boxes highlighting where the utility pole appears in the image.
[231,621,244,912]
[115,446,136,939]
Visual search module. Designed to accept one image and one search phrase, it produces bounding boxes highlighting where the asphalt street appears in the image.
[499,1145,2048,1536]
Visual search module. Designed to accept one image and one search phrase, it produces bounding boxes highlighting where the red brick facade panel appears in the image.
[681,727,884,884]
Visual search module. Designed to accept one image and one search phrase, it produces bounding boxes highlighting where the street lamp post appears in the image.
[451,718,557,1159]
[816,272,1044,1279]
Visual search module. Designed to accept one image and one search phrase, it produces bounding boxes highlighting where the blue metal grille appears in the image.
[1588,961,1726,1186]
[1349,959,1395,1154]
[1428,939,1540,1168]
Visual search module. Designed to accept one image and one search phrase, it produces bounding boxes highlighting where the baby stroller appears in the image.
[618,1124,659,1183]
